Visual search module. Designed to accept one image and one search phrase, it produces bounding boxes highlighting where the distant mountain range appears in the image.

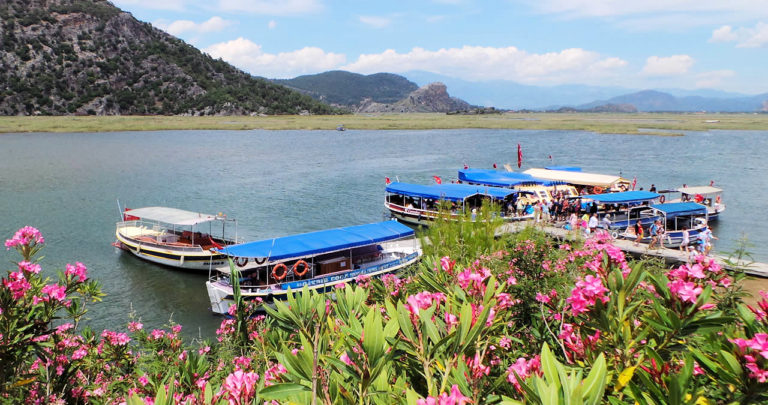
[401,71,768,112]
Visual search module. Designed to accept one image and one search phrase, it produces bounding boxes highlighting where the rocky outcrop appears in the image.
[356,82,471,113]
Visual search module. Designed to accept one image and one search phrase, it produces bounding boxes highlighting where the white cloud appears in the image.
[641,55,694,76]
[710,25,738,42]
[709,23,768,47]
[112,0,187,11]
[204,38,346,78]
[695,70,736,88]
[216,0,322,15]
[268,20,277,29]
[342,46,628,84]
[359,16,391,28]
[154,16,233,36]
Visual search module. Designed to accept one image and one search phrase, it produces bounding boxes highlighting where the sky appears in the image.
[111,0,768,94]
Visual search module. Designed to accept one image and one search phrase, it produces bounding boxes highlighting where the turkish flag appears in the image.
[385,177,391,185]
[517,144,523,168]
[433,176,442,185]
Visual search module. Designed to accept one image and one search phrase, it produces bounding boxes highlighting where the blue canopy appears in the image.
[386,182,516,202]
[216,221,414,260]
[458,169,547,187]
[651,202,707,218]
[545,166,582,172]
[580,191,660,203]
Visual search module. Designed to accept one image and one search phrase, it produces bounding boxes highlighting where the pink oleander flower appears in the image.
[444,312,458,330]
[264,363,288,386]
[667,279,703,304]
[466,352,490,379]
[171,324,182,334]
[507,356,542,392]
[3,271,31,300]
[40,284,67,303]
[720,277,732,288]
[128,321,143,332]
[150,329,166,340]
[416,385,470,405]
[222,370,259,405]
[71,347,88,360]
[406,291,446,318]
[439,256,455,273]
[535,292,551,304]
[18,261,41,274]
[64,262,88,282]
[5,226,44,249]
[340,352,354,366]
[101,330,130,346]
[355,274,371,289]
[232,356,252,370]
[199,345,211,355]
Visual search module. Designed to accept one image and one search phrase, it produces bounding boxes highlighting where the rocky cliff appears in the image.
[356,82,471,113]
[0,0,338,116]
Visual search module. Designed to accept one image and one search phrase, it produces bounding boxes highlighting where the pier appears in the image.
[499,222,768,278]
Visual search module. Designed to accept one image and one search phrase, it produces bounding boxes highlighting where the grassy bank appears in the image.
[1,112,767,134]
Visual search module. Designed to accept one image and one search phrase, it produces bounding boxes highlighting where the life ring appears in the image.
[611,231,619,239]
[235,257,248,267]
[694,194,704,203]
[593,186,604,194]
[292,260,310,277]
[272,263,288,281]
[254,257,267,265]
[659,195,666,203]
[716,195,721,204]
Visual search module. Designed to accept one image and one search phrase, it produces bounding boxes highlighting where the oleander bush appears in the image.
[1,222,767,404]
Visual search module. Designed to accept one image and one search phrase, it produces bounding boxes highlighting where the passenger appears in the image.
[633,221,644,246]
[700,225,718,255]
[649,184,657,193]
[588,214,598,235]
[657,223,666,248]
[601,214,612,230]
[679,226,690,252]
[648,220,660,250]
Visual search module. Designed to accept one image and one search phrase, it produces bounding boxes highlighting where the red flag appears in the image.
[385,177,391,185]
[433,176,442,185]
[710,180,715,186]
[493,163,497,169]
[517,144,523,168]
[548,155,552,160]
[632,176,637,190]
[463,164,469,169]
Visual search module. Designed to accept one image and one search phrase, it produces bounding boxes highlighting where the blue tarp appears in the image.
[458,169,547,187]
[545,166,582,172]
[651,202,707,218]
[386,182,515,202]
[580,191,660,203]
[216,221,414,260]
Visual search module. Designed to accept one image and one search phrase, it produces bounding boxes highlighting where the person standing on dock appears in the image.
[648,220,661,249]
[700,225,718,255]
[588,214,598,235]
[679,226,690,252]
[633,221,644,246]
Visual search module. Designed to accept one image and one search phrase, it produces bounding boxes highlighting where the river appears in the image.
[0,128,765,337]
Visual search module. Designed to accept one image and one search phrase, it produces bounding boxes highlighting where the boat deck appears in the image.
[498,222,768,278]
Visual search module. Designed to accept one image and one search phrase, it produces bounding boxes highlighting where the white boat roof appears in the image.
[523,168,629,188]
[677,186,722,195]
[124,207,219,226]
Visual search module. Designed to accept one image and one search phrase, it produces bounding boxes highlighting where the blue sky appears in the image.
[112,0,768,94]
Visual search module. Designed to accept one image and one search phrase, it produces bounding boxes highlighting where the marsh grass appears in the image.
[1,112,767,134]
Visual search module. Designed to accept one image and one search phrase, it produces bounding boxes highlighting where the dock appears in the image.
[499,222,768,278]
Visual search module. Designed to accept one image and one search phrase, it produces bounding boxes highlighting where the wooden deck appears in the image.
[499,222,768,278]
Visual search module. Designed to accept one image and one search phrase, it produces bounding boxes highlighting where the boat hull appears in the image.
[386,204,532,226]
[115,231,228,271]
[206,251,420,314]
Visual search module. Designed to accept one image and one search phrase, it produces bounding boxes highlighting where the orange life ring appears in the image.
[235,257,248,267]
[593,186,603,194]
[272,263,288,281]
[292,260,310,277]
[694,194,704,203]
[659,195,666,203]
[716,195,721,204]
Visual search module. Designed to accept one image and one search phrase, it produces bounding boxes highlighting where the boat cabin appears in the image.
[523,168,631,194]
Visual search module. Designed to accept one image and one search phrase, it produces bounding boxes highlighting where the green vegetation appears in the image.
[1,112,767,134]
[275,71,419,105]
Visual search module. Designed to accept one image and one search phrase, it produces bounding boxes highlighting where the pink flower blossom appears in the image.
[41,284,67,302]
[18,261,41,274]
[5,226,44,249]
[264,363,287,386]
[507,356,542,392]
[405,291,446,317]
[340,352,354,366]
[3,271,31,300]
[444,313,458,330]
[466,353,490,378]
[440,256,456,273]
[222,370,259,405]
[535,292,551,304]
[416,385,470,405]
[64,262,88,282]
[128,322,143,332]
[667,279,703,304]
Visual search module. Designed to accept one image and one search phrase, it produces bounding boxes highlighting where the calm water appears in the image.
[1,129,766,337]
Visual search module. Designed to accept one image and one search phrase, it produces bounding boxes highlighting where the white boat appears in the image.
[458,168,580,203]
[619,202,709,248]
[522,167,631,194]
[206,221,420,314]
[669,186,725,220]
[114,207,239,271]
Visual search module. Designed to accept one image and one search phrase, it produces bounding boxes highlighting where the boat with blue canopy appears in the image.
[619,202,709,248]
[458,168,579,203]
[524,168,631,194]
[659,186,725,221]
[575,191,661,233]
[205,220,420,314]
[384,181,530,225]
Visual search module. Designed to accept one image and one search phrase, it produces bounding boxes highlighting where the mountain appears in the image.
[356,82,471,113]
[274,71,419,106]
[578,90,768,112]
[402,71,635,110]
[0,0,338,116]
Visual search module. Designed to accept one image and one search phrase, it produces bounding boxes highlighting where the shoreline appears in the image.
[1,112,767,134]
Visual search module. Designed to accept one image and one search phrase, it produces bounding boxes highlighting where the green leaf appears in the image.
[582,354,607,405]
[540,343,560,391]
[260,383,310,400]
